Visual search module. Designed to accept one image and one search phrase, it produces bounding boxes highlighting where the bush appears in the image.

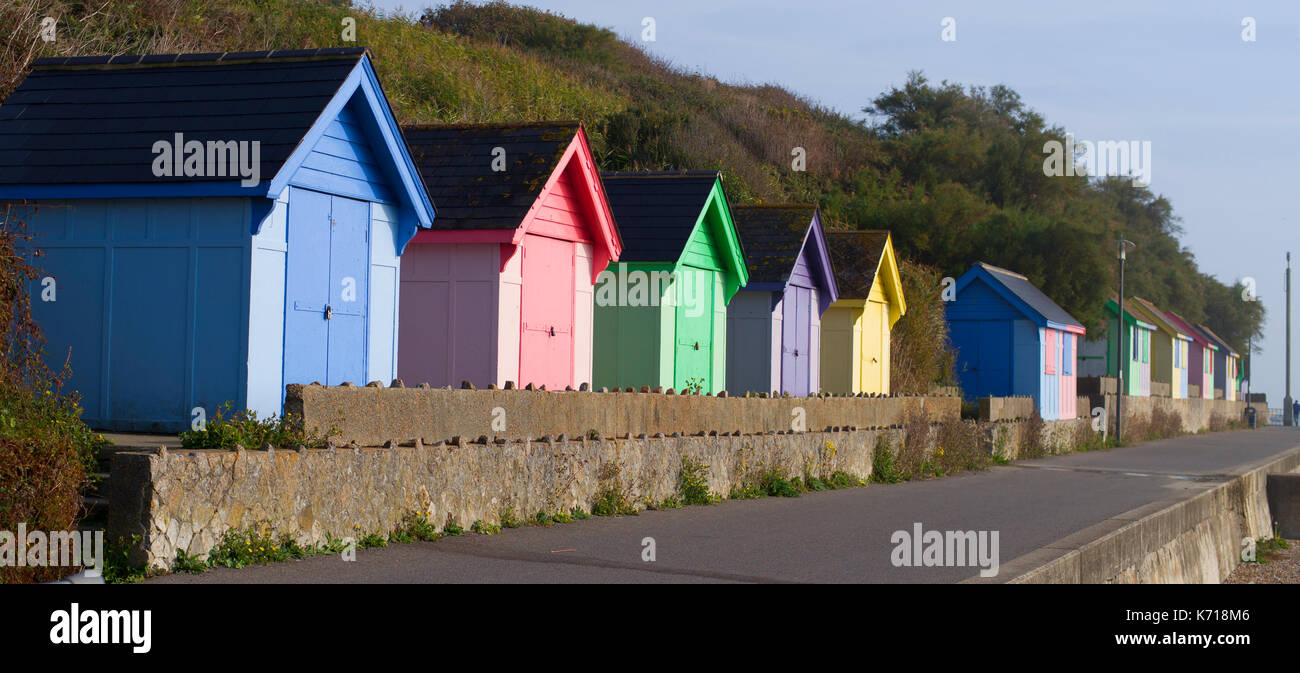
[178,402,333,450]
[870,434,901,484]
[890,258,957,394]
[0,205,107,583]
[933,418,990,473]
[1020,412,1047,459]
[896,409,931,477]
[759,470,801,498]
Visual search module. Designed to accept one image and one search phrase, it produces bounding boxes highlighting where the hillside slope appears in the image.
[0,0,1262,391]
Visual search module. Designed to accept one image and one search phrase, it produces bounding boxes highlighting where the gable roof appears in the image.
[600,171,721,262]
[957,262,1084,333]
[1194,323,1238,357]
[404,121,579,229]
[0,49,434,231]
[826,231,888,298]
[1163,310,1215,350]
[600,170,747,298]
[1104,296,1156,331]
[826,230,906,323]
[730,204,838,305]
[403,121,621,282]
[1128,297,1191,340]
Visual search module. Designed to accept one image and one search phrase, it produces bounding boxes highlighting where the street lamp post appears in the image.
[1286,252,1293,426]
[1117,238,1136,444]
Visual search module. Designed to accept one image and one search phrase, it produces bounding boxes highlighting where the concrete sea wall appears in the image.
[999,446,1300,583]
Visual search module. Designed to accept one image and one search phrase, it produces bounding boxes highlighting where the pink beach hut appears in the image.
[398,122,622,390]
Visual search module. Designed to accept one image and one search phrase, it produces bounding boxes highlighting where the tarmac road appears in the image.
[148,426,1300,584]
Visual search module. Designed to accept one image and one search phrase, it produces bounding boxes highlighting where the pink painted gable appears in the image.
[514,128,621,283]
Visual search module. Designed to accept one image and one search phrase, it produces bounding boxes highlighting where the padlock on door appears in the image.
[324,305,333,321]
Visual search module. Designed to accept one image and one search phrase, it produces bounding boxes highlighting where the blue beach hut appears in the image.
[0,48,434,431]
[946,263,1086,420]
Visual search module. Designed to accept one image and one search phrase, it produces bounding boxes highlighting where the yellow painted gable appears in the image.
[819,233,906,395]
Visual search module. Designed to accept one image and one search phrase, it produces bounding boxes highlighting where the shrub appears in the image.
[592,488,637,516]
[178,402,333,450]
[0,205,106,583]
[593,461,637,515]
[870,434,902,484]
[890,258,957,394]
[393,511,440,542]
[896,409,931,477]
[827,470,863,489]
[759,470,800,498]
[933,417,989,473]
[1020,412,1047,459]
[678,456,716,505]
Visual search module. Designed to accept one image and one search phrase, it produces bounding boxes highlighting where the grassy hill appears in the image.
[0,0,1262,391]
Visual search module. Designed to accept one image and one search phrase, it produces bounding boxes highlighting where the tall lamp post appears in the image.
[1286,252,1293,426]
[1116,238,1136,443]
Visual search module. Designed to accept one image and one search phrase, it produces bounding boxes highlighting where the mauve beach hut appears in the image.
[819,231,905,396]
[592,171,747,394]
[1163,310,1216,399]
[397,122,620,390]
[724,205,838,396]
[946,263,1085,420]
[0,49,434,431]
[1193,323,1240,400]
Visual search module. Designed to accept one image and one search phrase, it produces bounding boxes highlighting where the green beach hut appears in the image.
[592,171,747,393]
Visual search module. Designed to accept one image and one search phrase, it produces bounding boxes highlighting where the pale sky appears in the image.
[367,0,1299,405]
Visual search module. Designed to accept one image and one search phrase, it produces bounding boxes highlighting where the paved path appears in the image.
[149,427,1300,584]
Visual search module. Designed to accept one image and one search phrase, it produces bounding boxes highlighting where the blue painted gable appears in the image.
[1,49,434,431]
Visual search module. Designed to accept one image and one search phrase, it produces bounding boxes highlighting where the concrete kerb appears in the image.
[965,443,1300,584]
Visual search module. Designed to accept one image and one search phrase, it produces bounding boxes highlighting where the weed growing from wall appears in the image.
[678,455,717,505]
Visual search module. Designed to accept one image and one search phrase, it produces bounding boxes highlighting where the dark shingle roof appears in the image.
[403,122,580,229]
[599,171,719,262]
[979,262,1082,328]
[1194,323,1238,356]
[0,48,369,185]
[826,231,889,299]
[731,205,817,284]
[1129,297,1187,336]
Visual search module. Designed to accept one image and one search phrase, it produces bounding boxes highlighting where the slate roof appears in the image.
[730,205,817,284]
[1164,311,1214,348]
[1194,323,1239,357]
[403,122,580,229]
[1128,297,1188,337]
[826,230,889,299]
[978,262,1083,328]
[0,48,369,185]
[599,171,720,262]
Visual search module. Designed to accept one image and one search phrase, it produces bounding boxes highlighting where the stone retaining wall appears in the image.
[987,418,1093,460]
[111,429,891,568]
[287,383,961,447]
[1096,395,1246,434]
